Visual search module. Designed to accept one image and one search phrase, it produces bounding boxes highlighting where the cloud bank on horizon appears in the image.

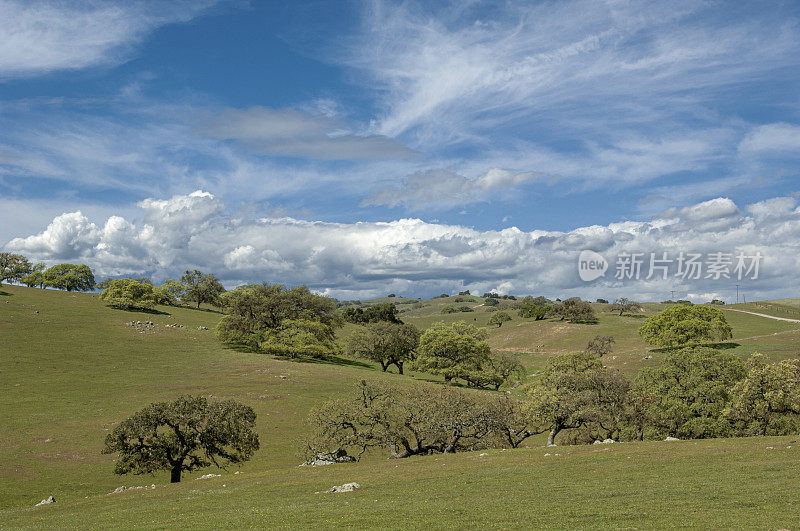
[1,0,799,302]
[7,190,799,303]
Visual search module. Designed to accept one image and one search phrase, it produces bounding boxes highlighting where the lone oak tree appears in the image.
[638,305,732,347]
[414,322,491,384]
[488,311,512,327]
[181,270,225,309]
[43,263,95,292]
[346,322,420,374]
[611,297,642,316]
[103,396,259,483]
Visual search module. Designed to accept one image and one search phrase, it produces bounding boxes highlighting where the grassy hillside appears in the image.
[2,286,800,528]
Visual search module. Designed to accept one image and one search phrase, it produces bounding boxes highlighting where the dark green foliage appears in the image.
[527,351,630,445]
[638,305,732,347]
[342,303,403,324]
[217,283,341,358]
[634,347,746,439]
[585,335,614,357]
[20,263,46,288]
[414,322,491,384]
[550,297,596,323]
[346,322,420,374]
[43,263,95,292]
[181,270,225,309]
[488,311,512,327]
[483,298,499,306]
[0,253,33,286]
[305,380,508,459]
[463,352,524,390]
[596,298,609,304]
[103,396,259,483]
[726,354,800,436]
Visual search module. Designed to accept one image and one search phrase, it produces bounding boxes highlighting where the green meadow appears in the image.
[2,285,800,528]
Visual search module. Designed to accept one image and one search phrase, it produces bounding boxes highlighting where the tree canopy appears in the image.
[217,283,341,358]
[342,303,403,324]
[610,297,642,316]
[100,278,160,310]
[103,396,259,483]
[488,311,512,327]
[551,298,596,323]
[726,354,800,436]
[0,253,32,286]
[181,270,225,308]
[43,264,95,292]
[634,347,745,439]
[346,322,420,374]
[638,305,732,347]
[414,322,491,383]
[526,351,628,445]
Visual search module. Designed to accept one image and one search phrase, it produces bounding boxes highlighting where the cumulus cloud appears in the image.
[6,191,800,302]
[0,0,219,79]
[200,107,417,160]
[363,167,544,209]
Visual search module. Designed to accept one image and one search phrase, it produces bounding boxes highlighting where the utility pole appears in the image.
[736,284,739,304]
[670,289,675,301]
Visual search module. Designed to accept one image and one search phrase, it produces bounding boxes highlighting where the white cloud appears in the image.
[738,123,800,155]
[200,107,417,160]
[347,1,799,148]
[6,191,800,302]
[363,167,544,209]
[0,0,219,80]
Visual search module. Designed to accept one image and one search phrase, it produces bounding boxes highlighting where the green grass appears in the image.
[4,436,799,529]
[3,286,800,528]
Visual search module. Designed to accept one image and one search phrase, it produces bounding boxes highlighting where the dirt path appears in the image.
[724,308,800,323]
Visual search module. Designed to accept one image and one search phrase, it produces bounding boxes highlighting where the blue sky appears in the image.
[2,0,800,301]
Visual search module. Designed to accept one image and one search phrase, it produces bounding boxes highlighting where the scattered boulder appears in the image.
[300,449,356,467]
[108,484,156,495]
[664,436,680,441]
[35,496,55,506]
[197,326,209,330]
[195,473,221,480]
[318,482,361,494]
[643,355,652,360]
[593,438,615,444]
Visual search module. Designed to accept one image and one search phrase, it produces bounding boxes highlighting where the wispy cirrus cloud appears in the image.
[0,0,223,80]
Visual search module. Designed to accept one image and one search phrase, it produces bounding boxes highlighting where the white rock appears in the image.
[319,482,361,493]
[35,496,55,506]
[664,436,680,441]
[195,473,221,480]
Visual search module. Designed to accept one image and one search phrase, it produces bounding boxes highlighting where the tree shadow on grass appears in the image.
[180,306,224,315]
[0,290,11,297]
[290,355,375,370]
[105,305,171,316]
[221,344,375,370]
[649,341,741,353]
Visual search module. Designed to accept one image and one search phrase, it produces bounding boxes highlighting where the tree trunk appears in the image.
[197,300,201,309]
[170,465,182,483]
[395,361,404,375]
[380,361,388,372]
[547,426,561,446]
[635,426,643,441]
